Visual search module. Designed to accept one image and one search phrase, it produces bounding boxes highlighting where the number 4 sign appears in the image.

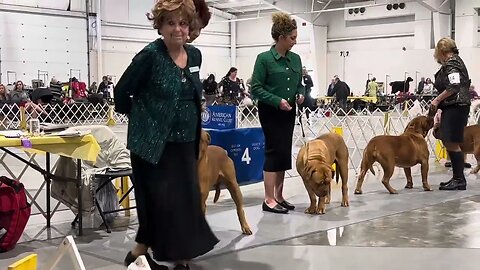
[242,147,251,165]
[207,127,265,185]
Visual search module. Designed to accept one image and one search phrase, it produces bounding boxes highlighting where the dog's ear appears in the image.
[424,116,434,131]
[303,142,310,169]
[206,132,211,145]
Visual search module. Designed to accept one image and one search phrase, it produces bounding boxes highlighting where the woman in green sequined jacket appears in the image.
[114,0,218,269]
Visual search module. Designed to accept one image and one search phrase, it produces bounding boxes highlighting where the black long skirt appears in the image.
[131,142,219,261]
[258,101,296,172]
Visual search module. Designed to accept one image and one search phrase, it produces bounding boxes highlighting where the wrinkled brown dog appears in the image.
[198,130,252,235]
[355,114,434,194]
[296,132,349,215]
[434,124,480,173]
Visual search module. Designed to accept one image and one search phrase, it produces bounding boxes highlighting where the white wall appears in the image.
[0,1,88,85]
[233,2,475,96]
[324,8,418,95]
[235,15,312,84]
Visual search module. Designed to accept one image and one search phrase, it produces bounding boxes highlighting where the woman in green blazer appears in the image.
[251,12,305,214]
[114,1,218,269]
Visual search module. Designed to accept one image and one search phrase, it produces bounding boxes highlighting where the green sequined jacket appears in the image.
[114,38,203,164]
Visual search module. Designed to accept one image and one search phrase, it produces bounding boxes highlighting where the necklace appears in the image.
[181,69,186,83]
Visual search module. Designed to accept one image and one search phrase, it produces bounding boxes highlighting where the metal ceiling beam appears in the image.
[260,0,284,11]
[415,0,439,12]
[228,5,277,13]
[312,0,333,23]
[415,0,451,15]
[212,0,264,9]
[209,6,236,19]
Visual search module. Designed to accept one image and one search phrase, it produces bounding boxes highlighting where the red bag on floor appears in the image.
[0,176,31,253]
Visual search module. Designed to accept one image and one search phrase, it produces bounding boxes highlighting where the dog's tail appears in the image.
[213,183,221,203]
[361,144,376,176]
[334,160,340,184]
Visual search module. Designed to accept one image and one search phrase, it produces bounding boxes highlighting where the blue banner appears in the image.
[206,128,265,185]
[201,105,236,130]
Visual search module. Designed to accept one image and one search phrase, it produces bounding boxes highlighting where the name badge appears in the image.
[189,66,200,73]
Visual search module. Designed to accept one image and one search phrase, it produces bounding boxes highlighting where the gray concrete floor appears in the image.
[1,124,480,269]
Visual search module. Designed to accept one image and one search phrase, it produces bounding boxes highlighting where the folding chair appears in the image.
[71,169,135,233]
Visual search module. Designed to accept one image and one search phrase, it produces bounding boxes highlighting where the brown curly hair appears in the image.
[271,12,297,42]
[147,0,196,33]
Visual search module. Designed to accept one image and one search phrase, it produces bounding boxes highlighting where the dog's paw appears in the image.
[354,189,362,194]
[472,167,480,174]
[423,185,433,191]
[341,200,349,207]
[242,226,253,235]
[305,206,317,215]
[389,189,398,194]
[404,184,413,189]
[315,207,326,215]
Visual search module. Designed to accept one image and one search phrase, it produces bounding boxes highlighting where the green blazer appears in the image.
[114,38,203,164]
[251,46,305,108]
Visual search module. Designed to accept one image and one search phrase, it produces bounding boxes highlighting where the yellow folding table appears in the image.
[0,134,100,236]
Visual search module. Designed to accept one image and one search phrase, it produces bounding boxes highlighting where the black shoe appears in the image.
[440,178,454,187]
[124,252,169,270]
[445,162,452,167]
[262,202,288,214]
[439,178,467,191]
[174,264,190,270]
[276,200,295,210]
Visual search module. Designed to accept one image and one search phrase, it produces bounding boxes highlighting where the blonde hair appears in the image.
[434,37,459,62]
[271,12,297,42]
[147,0,196,32]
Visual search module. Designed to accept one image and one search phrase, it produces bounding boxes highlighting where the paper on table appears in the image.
[44,130,91,138]
[0,130,25,138]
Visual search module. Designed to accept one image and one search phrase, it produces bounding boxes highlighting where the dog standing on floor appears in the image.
[198,130,252,235]
[433,115,480,173]
[296,132,349,215]
[355,113,435,195]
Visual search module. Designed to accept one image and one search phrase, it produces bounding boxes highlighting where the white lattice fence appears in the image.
[0,103,129,128]
[234,101,480,178]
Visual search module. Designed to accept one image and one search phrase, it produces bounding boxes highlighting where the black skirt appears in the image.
[131,142,219,262]
[440,105,469,143]
[258,101,296,172]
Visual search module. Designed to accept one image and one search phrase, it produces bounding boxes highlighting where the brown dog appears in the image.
[355,114,434,194]
[434,124,480,173]
[198,130,252,235]
[296,132,349,215]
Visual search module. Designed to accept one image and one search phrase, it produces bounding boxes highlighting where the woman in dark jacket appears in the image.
[431,37,471,191]
[115,1,218,269]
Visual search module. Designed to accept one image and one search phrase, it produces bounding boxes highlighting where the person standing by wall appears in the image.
[298,66,314,125]
[251,12,305,214]
[114,0,218,269]
[332,77,350,113]
[431,37,471,191]
[367,77,378,98]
